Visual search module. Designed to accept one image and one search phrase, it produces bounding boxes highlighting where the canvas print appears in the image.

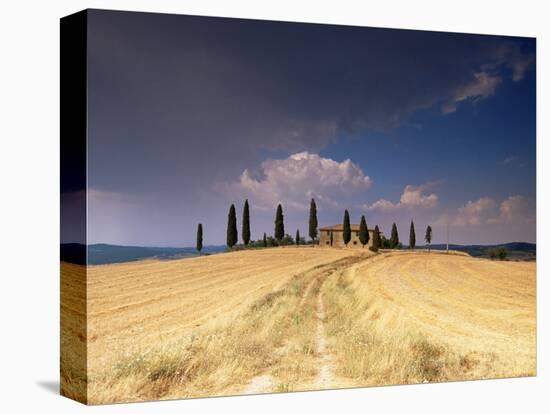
[60,9,536,405]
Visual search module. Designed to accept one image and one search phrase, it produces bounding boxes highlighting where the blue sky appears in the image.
[321,67,536,209]
[75,9,536,247]
[316,67,536,244]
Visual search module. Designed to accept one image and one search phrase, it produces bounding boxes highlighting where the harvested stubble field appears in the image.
[60,247,536,404]
[323,251,536,386]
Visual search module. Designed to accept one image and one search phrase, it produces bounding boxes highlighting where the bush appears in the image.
[280,234,295,246]
[369,245,379,253]
[488,247,507,260]
[381,236,392,249]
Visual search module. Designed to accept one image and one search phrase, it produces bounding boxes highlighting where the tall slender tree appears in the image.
[196,223,203,255]
[343,209,351,246]
[296,229,300,246]
[308,198,318,243]
[274,204,285,242]
[372,225,381,250]
[242,199,251,246]
[226,204,238,248]
[425,225,433,252]
[409,220,416,249]
[263,232,267,248]
[390,223,399,248]
[359,215,369,248]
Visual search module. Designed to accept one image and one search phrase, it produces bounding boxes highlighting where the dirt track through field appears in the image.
[312,283,333,388]
[242,262,335,395]
[241,274,323,395]
[242,254,369,394]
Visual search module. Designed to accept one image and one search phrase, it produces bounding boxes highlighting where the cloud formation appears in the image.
[367,183,439,212]
[225,152,371,211]
[502,156,520,165]
[441,42,534,114]
[488,195,534,224]
[452,197,496,226]
[442,195,534,227]
[494,42,535,82]
[442,72,501,114]
[88,14,536,201]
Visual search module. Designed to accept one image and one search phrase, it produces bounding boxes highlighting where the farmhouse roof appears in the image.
[319,224,382,233]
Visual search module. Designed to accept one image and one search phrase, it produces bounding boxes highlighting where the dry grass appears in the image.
[322,251,536,386]
[62,247,362,404]
[60,262,87,403]
[61,248,536,404]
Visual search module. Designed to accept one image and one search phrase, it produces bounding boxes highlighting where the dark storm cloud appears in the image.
[87,9,534,196]
[83,10,535,246]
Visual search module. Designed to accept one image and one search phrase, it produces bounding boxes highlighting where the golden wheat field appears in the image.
[60,247,536,404]
[323,251,536,386]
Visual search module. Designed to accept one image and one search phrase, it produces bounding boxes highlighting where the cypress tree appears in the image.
[359,215,369,248]
[309,198,318,242]
[263,232,267,248]
[390,223,399,248]
[226,204,238,248]
[409,220,416,249]
[242,199,251,246]
[425,225,433,252]
[296,229,300,246]
[274,204,285,242]
[372,225,381,250]
[343,209,351,246]
[196,223,203,255]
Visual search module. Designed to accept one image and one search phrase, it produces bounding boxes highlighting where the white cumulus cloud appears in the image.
[225,152,372,211]
[488,195,534,224]
[368,198,402,212]
[440,195,534,228]
[367,183,439,212]
[452,197,496,226]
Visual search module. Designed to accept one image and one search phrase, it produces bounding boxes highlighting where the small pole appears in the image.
[446,220,449,254]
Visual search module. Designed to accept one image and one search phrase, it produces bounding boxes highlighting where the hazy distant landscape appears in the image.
[425,242,536,260]
[61,243,227,265]
[61,241,536,266]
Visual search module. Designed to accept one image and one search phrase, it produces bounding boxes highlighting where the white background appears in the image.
[0,0,547,412]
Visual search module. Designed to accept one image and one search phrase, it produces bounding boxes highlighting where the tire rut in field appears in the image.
[242,275,318,395]
[312,278,334,388]
[241,253,370,395]
[311,260,364,389]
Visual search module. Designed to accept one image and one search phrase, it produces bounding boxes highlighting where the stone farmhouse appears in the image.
[319,224,382,248]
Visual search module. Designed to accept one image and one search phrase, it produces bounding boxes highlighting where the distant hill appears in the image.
[422,242,536,260]
[61,243,227,265]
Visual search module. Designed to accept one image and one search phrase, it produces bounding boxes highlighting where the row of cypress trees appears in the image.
[196,197,433,253]
[340,209,432,251]
[342,209,379,249]
[225,200,302,249]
